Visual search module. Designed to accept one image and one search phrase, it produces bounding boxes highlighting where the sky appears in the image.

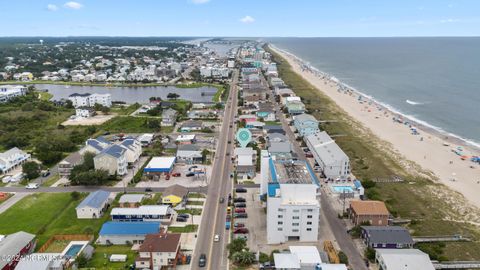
[1,0,479,37]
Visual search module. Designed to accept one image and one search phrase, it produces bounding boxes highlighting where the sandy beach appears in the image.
[270,45,480,208]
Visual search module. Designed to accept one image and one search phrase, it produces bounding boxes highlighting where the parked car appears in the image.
[234,208,246,213]
[235,188,247,193]
[25,183,39,189]
[199,254,206,267]
[165,174,170,180]
[233,228,249,234]
[145,187,153,192]
[305,153,314,158]
[234,203,246,208]
[178,214,189,219]
[219,197,225,203]
[172,172,181,177]
[234,213,248,218]
[41,170,50,177]
[234,223,245,228]
[176,217,187,222]
[189,165,198,171]
[186,172,195,177]
[234,197,246,203]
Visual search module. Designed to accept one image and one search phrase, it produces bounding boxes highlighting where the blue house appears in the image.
[293,114,319,137]
[97,221,161,245]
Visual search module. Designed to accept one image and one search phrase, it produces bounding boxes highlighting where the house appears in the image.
[161,108,178,127]
[119,138,142,164]
[267,133,289,144]
[293,114,319,137]
[0,148,31,174]
[257,102,276,121]
[15,253,64,270]
[111,205,174,223]
[375,249,435,270]
[234,147,256,178]
[0,231,36,270]
[263,125,286,135]
[75,107,96,118]
[238,114,257,123]
[76,190,111,219]
[361,226,414,249]
[97,222,160,245]
[349,200,390,226]
[180,120,203,132]
[245,121,265,129]
[82,137,113,155]
[243,95,261,107]
[119,194,145,208]
[268,141,292,160]
[286,100,306,115]
[162,184,189,206]
[272,246,348,270]
[0,85,27,103]
[138,133,154,146]
[176,144,203,164]
[135,233,182,270]
[266,160,320,244]
[93,145,128,176]
[304,131,350,179]
[175,134,196,145]
[144,157,176,176]
[58,152,83,178]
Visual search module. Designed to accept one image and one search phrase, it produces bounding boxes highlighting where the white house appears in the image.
[0,85,27,103]
[75,190,112,219]
[375,249,435,270]
[265,160,320,244]
[234,147,256,178]
[75,107,96,118]
[93,145,128,176]
[111,205,174,223]
[68,93,112,108]
[161,108,178,127]
[273,246,348,270]
[293,114,319,137]
[119,138,142,164]
[304,131,350,180]
[0,147,31,174]
[176,144,203,164]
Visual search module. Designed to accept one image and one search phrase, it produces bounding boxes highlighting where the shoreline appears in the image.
[269,44,480,208]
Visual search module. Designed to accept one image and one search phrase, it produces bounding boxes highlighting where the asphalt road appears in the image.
[191,69,238,270]
[0,186,208,194]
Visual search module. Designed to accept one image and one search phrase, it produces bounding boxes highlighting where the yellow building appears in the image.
[162,185,188,206]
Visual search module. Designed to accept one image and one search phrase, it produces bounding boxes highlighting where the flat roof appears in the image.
[272,160,316,184]
[111,205,171,216]
[289,246,322,264]
[305,131,349,165]
[119,194,145,204]
[273,253,300,269]
[376,249,435,270]
[144,157,176,170]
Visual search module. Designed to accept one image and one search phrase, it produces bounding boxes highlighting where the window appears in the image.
[293,209,299,213]
[307,221,312,225]
[278,215,283,218]
[307,215,313,218]
[307,209,313,212]
[278,227,283,231]
[278,208,284,212]
[307,228,312,231]
[278,221,283,225]
[292,229,299,232]
[293,216,299,219]
[292,223,299,226]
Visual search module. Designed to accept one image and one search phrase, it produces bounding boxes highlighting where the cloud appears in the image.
[191,0,210,4]
[47,4,58,11]
[240,15,255,24]
[64,1,83,9]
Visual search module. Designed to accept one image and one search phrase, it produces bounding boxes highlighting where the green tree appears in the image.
[259,252,270,264]
[101,106,110,115]
[232,251,256,266]
[227,238,247,258]
[167,92,180,99]
[76,253,88,268]
[338,251,349,265]
[365,247,376,262]
[22,161,41,180]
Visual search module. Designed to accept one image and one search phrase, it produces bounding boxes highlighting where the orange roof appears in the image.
[350,200,389,215]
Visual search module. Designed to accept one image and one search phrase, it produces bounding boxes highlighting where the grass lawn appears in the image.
[188,192,206,198]
[263,121,281,126]
[177,209,202,215]
[41,174,60,187]
[268,46,480,260]
[86,245,136,269]
[36,91,53,101]
[0,192,111,248]
[110,103,141,116]
[101,116,161,133]
[168,225,198,233]
[187,201,204,206]
[143,193,162,205]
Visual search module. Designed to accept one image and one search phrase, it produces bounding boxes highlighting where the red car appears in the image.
[172,172,181,177]
[234,208,246,213]
[233,228,249,234]
[305,153,314,158]
[165,174,170,180]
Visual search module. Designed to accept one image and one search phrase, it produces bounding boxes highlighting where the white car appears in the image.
[214,234,220,242]
[25,183,39,189]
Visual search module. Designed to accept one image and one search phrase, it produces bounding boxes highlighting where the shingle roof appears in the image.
[350,200,389,216]
[138,233,181,253]
[99,222,160,235]
[163,184,188,198]
[362,226,414,245]
[76,190,111,210]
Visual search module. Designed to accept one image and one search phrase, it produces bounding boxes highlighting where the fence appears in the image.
[38,234,94,253]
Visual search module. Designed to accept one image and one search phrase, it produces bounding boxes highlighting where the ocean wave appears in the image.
[406,99,425,105]
[269,43,480,150]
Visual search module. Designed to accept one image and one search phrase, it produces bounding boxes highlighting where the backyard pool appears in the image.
[332,186,355,193]
[64,244,83,257]
[61,241,89,261]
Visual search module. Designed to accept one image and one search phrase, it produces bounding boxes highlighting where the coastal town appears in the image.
[1,37,480,270]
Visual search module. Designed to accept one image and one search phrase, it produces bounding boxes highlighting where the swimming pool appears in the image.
[332,186,355,193]
[64,244,83,257]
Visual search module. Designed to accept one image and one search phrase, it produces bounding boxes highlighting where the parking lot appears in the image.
[135,163,212,188]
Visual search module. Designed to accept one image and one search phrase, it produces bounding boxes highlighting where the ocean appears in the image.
[268,37,480,148]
